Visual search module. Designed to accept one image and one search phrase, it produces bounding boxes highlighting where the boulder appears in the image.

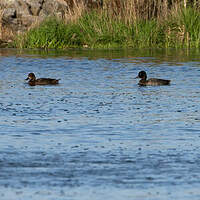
[0,0,103,42]
[0,0,68,40]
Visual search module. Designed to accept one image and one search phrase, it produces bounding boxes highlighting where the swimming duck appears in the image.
[25,73,60,86]
[136,71,170,86]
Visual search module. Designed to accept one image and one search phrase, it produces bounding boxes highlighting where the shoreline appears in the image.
[0,1,200,49]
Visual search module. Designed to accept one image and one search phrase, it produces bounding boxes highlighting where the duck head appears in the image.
[26,73,36,81]
[136,71,147,80]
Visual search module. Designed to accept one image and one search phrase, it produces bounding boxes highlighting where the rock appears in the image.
[0,39,9,48]
[0,0,104,43]
[0,0,103,44]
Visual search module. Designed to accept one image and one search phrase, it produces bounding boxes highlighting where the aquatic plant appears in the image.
[175,7,200,48]
[19,18,69,49]
[14,2,200,49]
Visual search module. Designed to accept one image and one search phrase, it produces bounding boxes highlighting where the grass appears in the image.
[176,7,200,48]
[15,18,69,49]
[14,5,200,49]
[164,7,200,48]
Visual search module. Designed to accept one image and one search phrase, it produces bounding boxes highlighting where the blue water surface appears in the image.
[0,48,200,200]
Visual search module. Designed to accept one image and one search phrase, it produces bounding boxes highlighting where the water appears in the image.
[0,48,200,199]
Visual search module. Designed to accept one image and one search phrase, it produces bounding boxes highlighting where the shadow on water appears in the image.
[1,48,200,63]
[0,48,200,200]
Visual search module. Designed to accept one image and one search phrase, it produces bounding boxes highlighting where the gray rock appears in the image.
[0,0,103,43]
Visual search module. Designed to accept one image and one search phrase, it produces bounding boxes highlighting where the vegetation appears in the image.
[14,0,200,49]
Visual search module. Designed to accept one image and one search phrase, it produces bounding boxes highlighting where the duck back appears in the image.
[35,78,60,85]
[146,78,170,86]
[139,78,170,86]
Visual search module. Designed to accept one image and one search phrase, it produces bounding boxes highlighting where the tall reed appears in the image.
[165,6,200,48]
[14,0,200,49]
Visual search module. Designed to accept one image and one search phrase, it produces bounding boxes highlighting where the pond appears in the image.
[0,48,200,200]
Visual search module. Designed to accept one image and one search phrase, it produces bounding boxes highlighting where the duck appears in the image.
[25,72,60,86]
[136,71,170,86]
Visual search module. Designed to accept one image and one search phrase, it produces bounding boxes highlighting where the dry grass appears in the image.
[100,0,199,22]
[62,0,173,25]
[102,0,182,22]
[0,3,15,41]
[0,13,15,42]
[0,7,3,40]
[64,0,87,23]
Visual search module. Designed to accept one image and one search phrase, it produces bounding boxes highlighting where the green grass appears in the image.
[77,11,134,48]
[14,7,200,49]
[176,7,200,48]
[132,20,165,48]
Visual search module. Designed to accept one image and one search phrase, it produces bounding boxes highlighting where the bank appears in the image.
[1,0,200,49]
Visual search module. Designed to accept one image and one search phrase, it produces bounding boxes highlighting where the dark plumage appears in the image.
[25,73,60,86]
[136,71,170,86]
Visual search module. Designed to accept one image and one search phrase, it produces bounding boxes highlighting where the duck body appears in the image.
[26,73,60,86]
[136,71,170,86]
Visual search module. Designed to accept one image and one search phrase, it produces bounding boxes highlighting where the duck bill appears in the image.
[25,77,29,80]
[135,76,139,79]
